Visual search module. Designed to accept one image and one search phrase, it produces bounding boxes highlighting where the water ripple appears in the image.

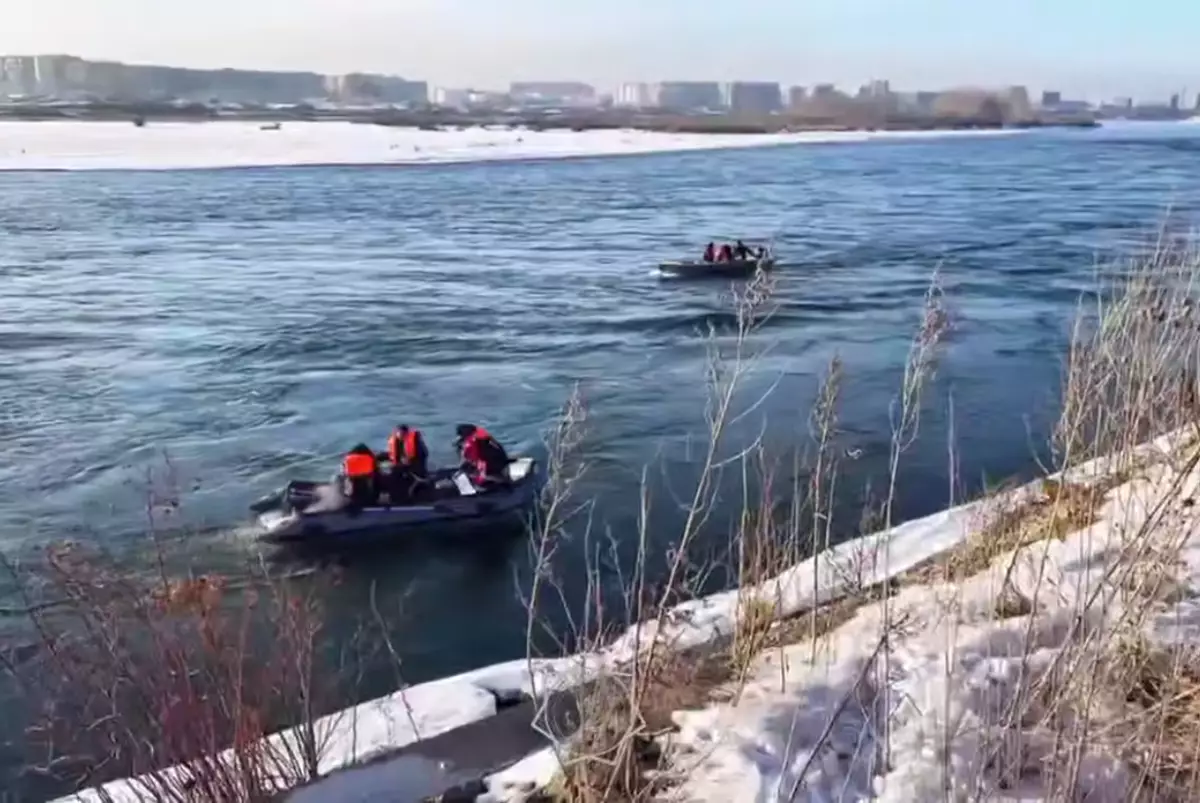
[0,119,1198,695]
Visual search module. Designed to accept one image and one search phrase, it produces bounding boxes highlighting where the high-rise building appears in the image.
[787,86,807,110]
[914,91,941,112]
[509,81,596,107]
[1005,85,1032,119]
[614,82,659,108]
[433,87,469,108]
[727,82,782,115]
[0,54,433,104]
[0,56,36,95]
[657,81,723,111]
[1041,90,1062,107]
[326,74,427,105]
[857,79,890,100]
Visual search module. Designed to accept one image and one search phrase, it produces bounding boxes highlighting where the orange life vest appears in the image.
[389,430,422,464]
[344,452,376,478]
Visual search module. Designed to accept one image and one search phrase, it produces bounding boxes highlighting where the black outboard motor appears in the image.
[282,480,321,514]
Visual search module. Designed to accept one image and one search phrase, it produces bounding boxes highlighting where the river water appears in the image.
[2,121,1199,795]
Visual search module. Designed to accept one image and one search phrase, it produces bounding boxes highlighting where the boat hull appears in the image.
[658,258,775,279]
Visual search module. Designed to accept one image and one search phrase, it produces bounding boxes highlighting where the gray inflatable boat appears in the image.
[250,457,541,546]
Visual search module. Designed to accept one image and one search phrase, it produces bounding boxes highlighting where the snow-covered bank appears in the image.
[51,431,1187,803]
[0,120,1025,171]
[665,436,1200,802]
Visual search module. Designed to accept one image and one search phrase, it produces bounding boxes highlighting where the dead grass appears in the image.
[767,592,874,650]
[906,476,1120,586]
[539,647,736,803]
[1080,636,1200,801]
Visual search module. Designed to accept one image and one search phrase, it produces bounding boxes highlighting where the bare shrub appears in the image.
[523,269,788,801]
[2,502,344,802]
[522,265,954,800]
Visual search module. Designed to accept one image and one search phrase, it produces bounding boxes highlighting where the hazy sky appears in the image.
[4,0,1196,99]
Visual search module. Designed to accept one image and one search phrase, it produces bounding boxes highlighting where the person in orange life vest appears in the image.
[454,424,510,487]
[387,424,429,502]
[342,443,379,505]
[718,243,734,262]
[702,242,716,263]
[388,424,429,478]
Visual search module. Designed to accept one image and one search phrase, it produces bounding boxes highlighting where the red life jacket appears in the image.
[461,429,490,478]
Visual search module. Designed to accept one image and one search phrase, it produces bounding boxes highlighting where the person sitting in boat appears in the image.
[387,424,429,501]
[734,240,751,260]
[342,443,379,506]
[717,243,734,262]
[702,242,716,263]
[388,424,429,477]
[455,424,511,489]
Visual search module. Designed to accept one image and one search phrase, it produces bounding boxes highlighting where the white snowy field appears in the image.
[0,120,1025,171]
[52,430,1196,803]
[661,435,1200,803]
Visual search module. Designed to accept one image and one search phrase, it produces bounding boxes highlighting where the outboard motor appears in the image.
[280,480,321,514]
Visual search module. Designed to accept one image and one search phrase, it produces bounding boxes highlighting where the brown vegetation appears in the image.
[2,531,346,802]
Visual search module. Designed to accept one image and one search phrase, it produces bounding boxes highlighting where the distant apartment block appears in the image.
[325,74,427,106]
[434,87,510,110]
[614,82,659,108]
[1005,85,1032,119]
[1050,99,1092,114]
[727,81,782,115]
[854,79,895,112]
[1040,90,1062,107]
[857,79,891,99]
[657,81,723,111]
[914,91,941,112]
[1,54,90,96]
[0,54,326,102]
[509,81,596,107]
[432,87,469,108]
[787,86,807,110]
[0,54,427,106]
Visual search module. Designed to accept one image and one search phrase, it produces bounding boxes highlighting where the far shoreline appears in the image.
[0,103,1106,136]
[0,121,1037,173]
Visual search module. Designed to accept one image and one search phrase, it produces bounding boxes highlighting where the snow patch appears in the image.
[477,747,564,803]
[0,121,1026,172]
[664,437,1200,802]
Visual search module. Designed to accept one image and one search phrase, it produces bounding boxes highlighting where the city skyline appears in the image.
[3,0,1198,99]
[0,54,1192,113]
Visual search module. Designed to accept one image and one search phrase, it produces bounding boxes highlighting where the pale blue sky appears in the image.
[3,0,1196,99]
